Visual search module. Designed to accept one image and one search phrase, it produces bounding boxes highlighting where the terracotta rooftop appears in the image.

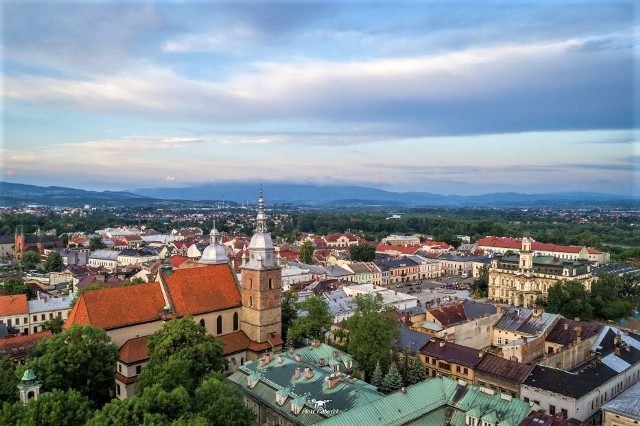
[0,331,52,358]
[118,336,149,364]
[65,264,242,330]
[375,243,420,255]
[428,303,467,327]
[0,294,29,316]
[217,330,251,355]
[477,237,601,255]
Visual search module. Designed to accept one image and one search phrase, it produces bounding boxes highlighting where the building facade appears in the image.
[488,237,592,308]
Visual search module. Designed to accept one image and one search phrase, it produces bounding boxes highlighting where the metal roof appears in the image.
[602,381,640,420]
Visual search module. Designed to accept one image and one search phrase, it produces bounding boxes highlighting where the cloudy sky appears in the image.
[2,1,638,195]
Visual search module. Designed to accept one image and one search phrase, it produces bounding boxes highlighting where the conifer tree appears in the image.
[371,360,384,389]
[381,362,403,393]
[407,356,427,385]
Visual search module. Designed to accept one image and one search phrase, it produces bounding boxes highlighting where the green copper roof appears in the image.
[21,369,36,381]
[293,343,356,371]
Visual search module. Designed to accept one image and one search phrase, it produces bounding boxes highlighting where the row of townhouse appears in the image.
[396,311,640,424]
[0,293,72,335]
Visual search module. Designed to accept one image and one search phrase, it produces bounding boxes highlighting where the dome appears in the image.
[249,232,273,251]
[199,226,228,265]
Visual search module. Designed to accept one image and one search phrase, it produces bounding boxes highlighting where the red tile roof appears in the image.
[277,250,299,260]
[0,331,51,358]
[118,336,149,364]
[428,303,467,327]
[0,294,28,316]
[65,264,242,330]
[164,264,241,316]
[423,240,451,249]
[376,244,420,255]
[217,330,251,355]
[65,282,166,330]
[477,237,601,255]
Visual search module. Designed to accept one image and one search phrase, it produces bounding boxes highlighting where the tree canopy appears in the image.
[281,290,298,344]
[136,316,226,394]
[0,357,19,404]
[44,251,64,272]
[1,389,94,426]
[21,251,41,270]
[345,294,399,374]
[545,281,594,320]
[2,278,32,297]
[26,324,117,404]
[290,295,333,342]
[89,236,106,251]
[299,240,314,264]
[349,244,375,262]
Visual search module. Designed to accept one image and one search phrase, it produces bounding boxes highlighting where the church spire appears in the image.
[256,186,266,233]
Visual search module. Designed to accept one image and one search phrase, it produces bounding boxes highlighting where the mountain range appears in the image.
[2,181,636,208]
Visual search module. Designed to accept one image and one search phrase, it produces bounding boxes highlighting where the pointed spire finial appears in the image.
[256,186,266,233]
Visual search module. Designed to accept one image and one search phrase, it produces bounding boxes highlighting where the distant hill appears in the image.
[132,182,638,207]
[2,181,636,208]
[0,182,154,207]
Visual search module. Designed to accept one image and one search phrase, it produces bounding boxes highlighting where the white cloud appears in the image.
[162,24,259,53]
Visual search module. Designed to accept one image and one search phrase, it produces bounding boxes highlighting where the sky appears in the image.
[2,0,639,195]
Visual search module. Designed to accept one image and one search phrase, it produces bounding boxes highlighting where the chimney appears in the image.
[326,373,340,389]
[277,355,283,364]
[439,341,446,348]
[615,346,621,356]
[478,352,484,358]
[563,323,569,331]
[294,368,300,379]
[294,354,301,362]
[319,358,325,367]
[333,350,340,359]
[574,317,580,322]
[400,387,407,394]
[304,367,314,379]
[575,326,582,336]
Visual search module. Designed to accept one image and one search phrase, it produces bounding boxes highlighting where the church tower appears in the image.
[520,236,533,271]
[241,189,282,346]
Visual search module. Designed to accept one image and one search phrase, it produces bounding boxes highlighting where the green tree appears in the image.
[193,375,255,426]
[471,264,489,298]
[2,278,32,297]
[290,295,333,342]
[89,236,106,251]
[26,324,117,403]
[86,394,168,426]
[406,356,426,386]
[44,251,64,272]
[546,281,594,320]
[370,360,384,389]
[349,244,376,262]
[41,316,65,334]
[345,294,399,374]
[0,357,19,404]
[0,389,93,426]
[381,362,403,393]
[136,317,225,394]
[281,290,298,344]
[21,251,41,270]
[299,240,314,264]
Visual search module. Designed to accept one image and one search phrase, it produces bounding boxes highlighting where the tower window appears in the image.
[233,312,239,331]
[249,296,253,307]
[268,278,273,289]
[216,315,223,335]
[248,278,252,290]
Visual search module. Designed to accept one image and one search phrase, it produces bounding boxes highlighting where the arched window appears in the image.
[199,319,205,329]
[268,278,273,289]
[216,315,223,335]
[233,312,239,331]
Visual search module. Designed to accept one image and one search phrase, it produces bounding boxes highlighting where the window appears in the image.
[136,365,142,375]
[249,296,253,307]
[233,312,239,331]
[248,278,253,289]
[199,319,205,329]
[456,366,461,373]
[463,368,468,375]
[49,313,53,319]
[23,317,27,324]
[561,409,567,418]
[32,315,37,322]
[116,384,120,396]
[268,278,273,289]
[118,364,122,372]
[41,314,45,321]
[549,405,556,415]
[15,318,19,325]
[216,315,223,335]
